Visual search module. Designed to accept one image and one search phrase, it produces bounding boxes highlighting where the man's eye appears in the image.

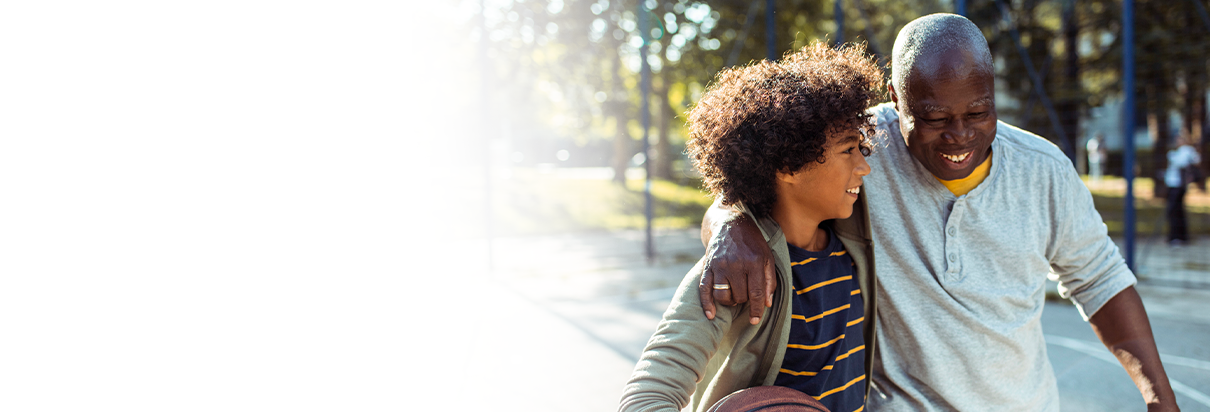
[968,112,988,119]
[922,118,946,125]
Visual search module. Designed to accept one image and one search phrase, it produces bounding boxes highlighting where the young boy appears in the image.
[619,42,883,412]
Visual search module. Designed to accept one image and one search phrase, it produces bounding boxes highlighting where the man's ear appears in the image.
[888,81,899,106]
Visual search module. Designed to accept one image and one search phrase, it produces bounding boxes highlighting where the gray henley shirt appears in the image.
[863,103,1136,411]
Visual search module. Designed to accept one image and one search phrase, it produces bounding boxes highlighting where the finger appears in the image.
[715,275,739,307]
[712,287,733,312]
[747,263,766,324]
[699,265,717,320]
[764,257,776,308]
[729,272,749,309]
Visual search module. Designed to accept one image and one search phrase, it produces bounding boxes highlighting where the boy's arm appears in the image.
[699,199,775,324]
[1088,287,1180,412]
[620,258,744,412]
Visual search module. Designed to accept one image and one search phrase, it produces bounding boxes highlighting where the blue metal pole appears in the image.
[640,0,654,263]
[1123,0,1137,270]
[767,0,776,60]
[835,0,844,46]
[956,0,966,16]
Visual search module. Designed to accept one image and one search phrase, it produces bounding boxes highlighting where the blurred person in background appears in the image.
[1165,135,1204,246]
[620,41,884,412]
[695,14,1180,412]
[1087,133,1106,181]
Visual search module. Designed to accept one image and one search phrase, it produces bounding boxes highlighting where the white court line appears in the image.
[1045,334,1210,408]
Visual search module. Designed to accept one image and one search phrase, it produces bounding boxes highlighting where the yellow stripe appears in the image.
[850,289,861,295]
[813,374,866,400]
[830,250,847,256]
[791,304,850,324]
[796,275,852,295]
[780,363,838,376]
[778,368,819,376]
[846,316,864,327]
[790,257,817,266]
[787,334,845,350]
[852,406,864,412]
[834,345,865,361]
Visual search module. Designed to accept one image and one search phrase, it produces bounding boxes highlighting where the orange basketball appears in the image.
[707,386,830,412]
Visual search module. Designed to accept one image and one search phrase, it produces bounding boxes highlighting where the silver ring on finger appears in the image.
[713,284,731,290]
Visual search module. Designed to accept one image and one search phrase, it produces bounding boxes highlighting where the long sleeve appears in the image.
[1046,165,1137,320]
[619,259,752,412]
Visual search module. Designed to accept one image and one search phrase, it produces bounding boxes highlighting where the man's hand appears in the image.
[698,201,775,325]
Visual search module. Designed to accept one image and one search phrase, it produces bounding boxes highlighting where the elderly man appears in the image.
[698,14,1179,411]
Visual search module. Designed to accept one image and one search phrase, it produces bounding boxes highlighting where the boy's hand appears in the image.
[698,213,775,325]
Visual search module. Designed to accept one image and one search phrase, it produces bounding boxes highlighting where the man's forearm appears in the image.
[1088,286,1179,411]
[701,198,744,248]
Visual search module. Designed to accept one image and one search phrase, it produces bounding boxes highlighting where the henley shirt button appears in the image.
[948,253,957,262]
[947,227,957,236]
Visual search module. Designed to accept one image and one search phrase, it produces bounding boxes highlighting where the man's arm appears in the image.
[699,199,775,324]
[1047,162,1180,411]
[1088,286,1180,412]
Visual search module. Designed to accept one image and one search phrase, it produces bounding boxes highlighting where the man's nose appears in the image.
[944,118,975,143]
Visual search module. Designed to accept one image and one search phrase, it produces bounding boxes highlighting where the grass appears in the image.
[1082,176,1210,237]
[492,168,713,236]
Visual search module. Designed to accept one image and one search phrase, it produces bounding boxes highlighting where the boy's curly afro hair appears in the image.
[685,41,884,218]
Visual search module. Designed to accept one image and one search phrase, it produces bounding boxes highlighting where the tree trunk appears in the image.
[653,76,675,180]
[609,49,632,185]
[1057,0,1080,166]
[1181,57,1207,176]
[1145,79,1170,197]
[613,112,632,184]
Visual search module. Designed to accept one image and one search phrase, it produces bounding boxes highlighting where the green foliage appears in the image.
[493,168,712,235]
[1084,176,1210,236]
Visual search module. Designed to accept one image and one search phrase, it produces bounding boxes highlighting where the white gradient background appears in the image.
[1,1,480,409]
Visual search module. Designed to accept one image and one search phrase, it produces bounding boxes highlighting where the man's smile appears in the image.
[940,151,971,163]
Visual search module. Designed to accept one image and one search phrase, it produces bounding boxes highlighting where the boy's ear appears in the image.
[775,170,795,183]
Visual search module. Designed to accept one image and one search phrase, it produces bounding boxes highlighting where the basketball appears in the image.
[706,385,830,412]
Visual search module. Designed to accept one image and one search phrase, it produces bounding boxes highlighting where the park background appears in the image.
[466,0,1210,241]
[459,0,1210,411]
[1,1,1207,411]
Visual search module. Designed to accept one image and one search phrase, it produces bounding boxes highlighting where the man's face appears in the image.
[891,50,997,181]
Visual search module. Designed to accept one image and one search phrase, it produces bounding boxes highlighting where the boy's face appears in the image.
[777,129,871,222]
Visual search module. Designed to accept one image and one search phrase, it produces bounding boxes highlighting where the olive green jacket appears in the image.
[619,192,877,412]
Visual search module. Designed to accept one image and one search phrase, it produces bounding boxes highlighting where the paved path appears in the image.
[484,229,1210,411]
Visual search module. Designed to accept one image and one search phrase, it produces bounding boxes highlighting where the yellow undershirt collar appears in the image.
[934,151,992,196]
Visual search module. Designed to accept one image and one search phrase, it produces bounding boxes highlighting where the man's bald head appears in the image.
[891,13,993,100]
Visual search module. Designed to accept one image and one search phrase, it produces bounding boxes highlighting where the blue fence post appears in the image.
[767,0,776,60]
[1123,0,1137,270]
[835,0,844,46]
[640,0,655,264]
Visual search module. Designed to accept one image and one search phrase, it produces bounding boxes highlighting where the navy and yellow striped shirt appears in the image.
[774,228,866,412]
